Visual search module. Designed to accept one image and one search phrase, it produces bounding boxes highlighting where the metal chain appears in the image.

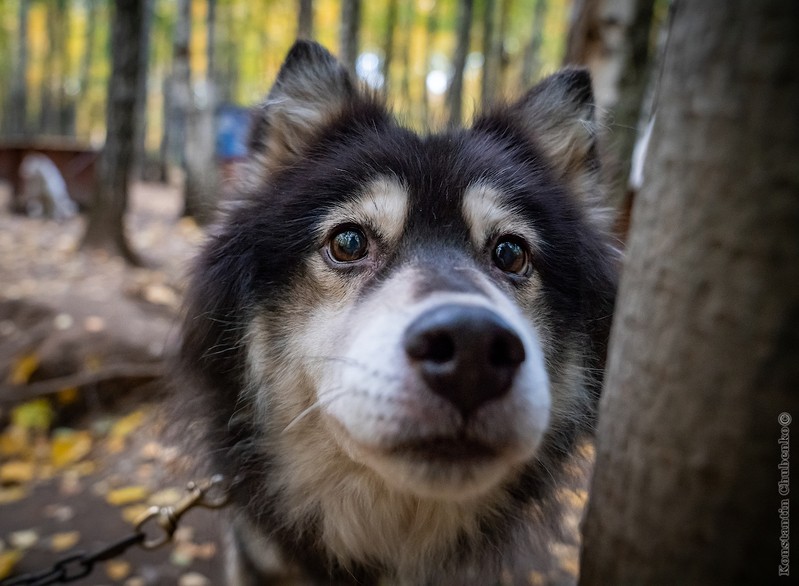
[0,475,229,586]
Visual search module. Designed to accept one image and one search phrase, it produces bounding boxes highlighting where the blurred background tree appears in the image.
[0,0,667,252]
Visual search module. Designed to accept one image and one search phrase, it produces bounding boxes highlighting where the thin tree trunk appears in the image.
[183,0,219,225]
[447,0,473,127]
[82,0,145,265]
[480,0,496,110]
[521,0,548,87]
[562,0,656,214]
[297,0,313,40]
[133,0,153,178]
[399,0,414,106]
[339,0,361,74]
[580,1,799,584]
[382,0,399,95]
[5,0,29,137]
[78,0,97,95]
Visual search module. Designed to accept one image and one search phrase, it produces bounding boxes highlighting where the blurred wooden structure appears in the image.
[0,139,99,212]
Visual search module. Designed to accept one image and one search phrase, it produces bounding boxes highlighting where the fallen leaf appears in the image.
[50,531,81,552]
[109,410,146,441]
[11,400,53,432]
[178,571,211,586]
[8,354,39,385]
[105,559,132,580]
[0,460,35,484]
[0,550,22,580]
[106,485,149,506]
[9,530,38,550]
[51,429,93,468]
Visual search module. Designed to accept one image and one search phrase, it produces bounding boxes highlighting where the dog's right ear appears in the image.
[247,41,356,176]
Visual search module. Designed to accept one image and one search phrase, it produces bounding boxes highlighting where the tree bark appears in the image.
[297,0,313,40]
[447,0,473,127]
[82,0,145,265]
[580,1,799,584]
[339,0,361,74]
[5,0,29,137]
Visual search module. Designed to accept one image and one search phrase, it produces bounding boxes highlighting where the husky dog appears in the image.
[180,41,617,585]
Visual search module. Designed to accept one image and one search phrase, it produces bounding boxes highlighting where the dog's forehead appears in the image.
[315,129,532,247]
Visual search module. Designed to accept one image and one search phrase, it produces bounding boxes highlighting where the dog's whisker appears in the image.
[282,389,352,434]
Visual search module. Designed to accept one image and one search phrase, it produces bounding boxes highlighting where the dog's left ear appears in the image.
[475,68,606,226]
[247,41,358,178]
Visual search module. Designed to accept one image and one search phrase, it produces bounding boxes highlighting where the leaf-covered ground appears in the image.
[0,181,587,585]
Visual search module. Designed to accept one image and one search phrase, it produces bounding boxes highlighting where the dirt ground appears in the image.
[0,181,585,586]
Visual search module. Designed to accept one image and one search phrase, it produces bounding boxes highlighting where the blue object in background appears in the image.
[216,105,250,160]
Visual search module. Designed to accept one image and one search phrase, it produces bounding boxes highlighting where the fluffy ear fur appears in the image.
[476,68,607,228]
[247,41,356,178]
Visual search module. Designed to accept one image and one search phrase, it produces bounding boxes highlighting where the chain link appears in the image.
[0,476,229,586]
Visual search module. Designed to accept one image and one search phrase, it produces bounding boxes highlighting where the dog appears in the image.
[19,154,77,220]
[179,41,617,585]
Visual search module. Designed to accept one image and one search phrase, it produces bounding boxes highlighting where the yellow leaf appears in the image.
[106,485,149,506]
[0,550,23,580]
[50,531,81,552]
[8,354,39,385]
[10,400,54,432]
[0,460,35,484]
[51,430,93,468]
[109,410,146,440]
[105,559,131,580]
[0,427,29,457]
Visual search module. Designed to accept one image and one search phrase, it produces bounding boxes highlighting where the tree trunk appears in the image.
[480,0,497,110]
[382,0,399,95]
[447,0,473,127]
[82,0,145,265]
[580,1,799,584]
[133,0,153,178]
[78,0,97,95]
[399,0,414,107]
[521,0,548,87]
[562,0,656,213]
[339,0,361,74]
[297,0,313,40]
[5,0,29,137]
[183,0,219,225]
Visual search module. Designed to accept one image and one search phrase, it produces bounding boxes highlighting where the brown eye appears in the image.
[329,227,368,262]
[492,237,531,276]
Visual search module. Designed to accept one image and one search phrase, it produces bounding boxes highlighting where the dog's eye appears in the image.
[492,237,531,276]
[329,227,368,262]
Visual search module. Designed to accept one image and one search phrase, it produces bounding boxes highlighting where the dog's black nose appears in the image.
[403,305,525,416]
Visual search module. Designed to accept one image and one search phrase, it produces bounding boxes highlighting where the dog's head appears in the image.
[183,41,616,504]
